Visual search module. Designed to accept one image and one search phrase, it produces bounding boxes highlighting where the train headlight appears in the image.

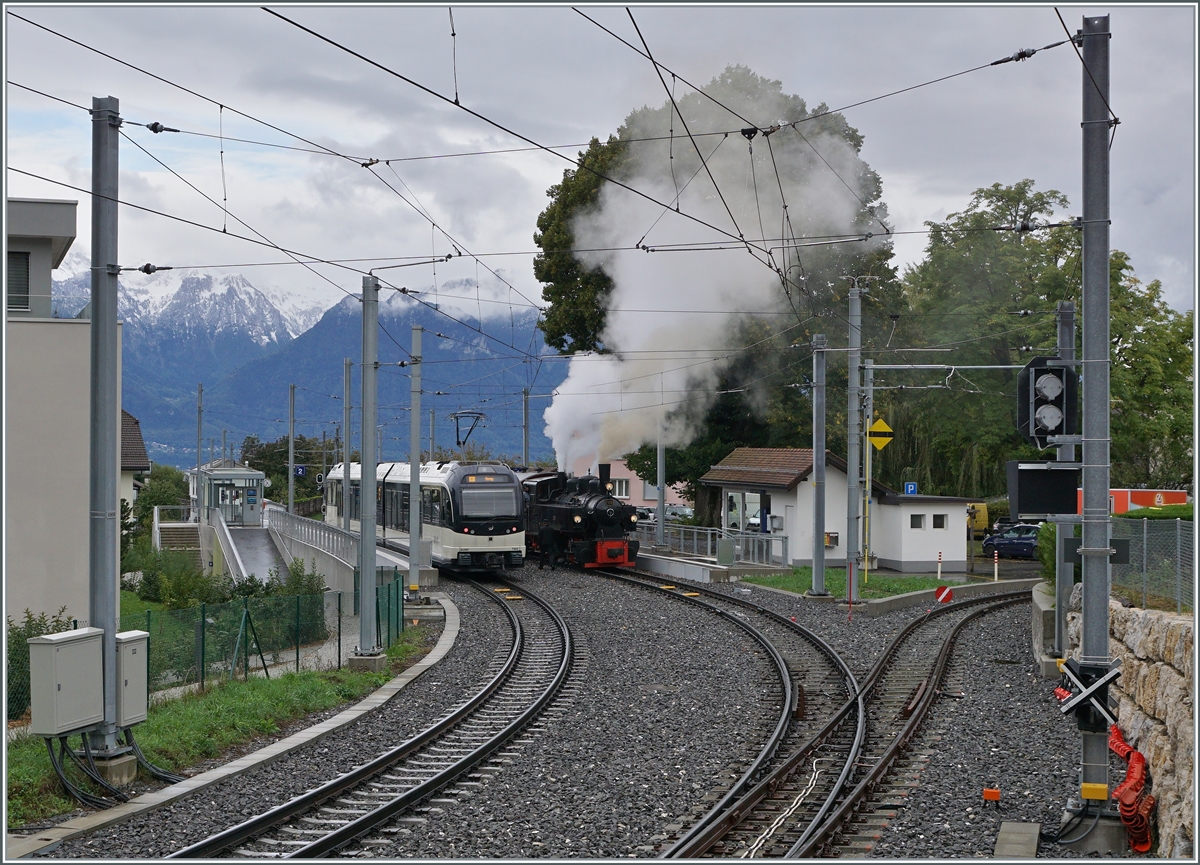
[573,515,582,524]
[630,515,638,523]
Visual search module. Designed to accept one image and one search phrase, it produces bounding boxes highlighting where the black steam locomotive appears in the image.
[521,464,640,568]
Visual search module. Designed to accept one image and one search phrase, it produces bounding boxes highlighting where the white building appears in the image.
[6,198,125,623]
[700,447,974,572]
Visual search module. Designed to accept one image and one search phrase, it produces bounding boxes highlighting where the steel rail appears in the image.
[166,577,548,859]
[592,570,800,807]
[787,594,1028,858]
[591,569,846,858]
[291,579,574,857]
[663,587,1029,858]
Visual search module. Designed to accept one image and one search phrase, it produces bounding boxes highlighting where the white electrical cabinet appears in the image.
[28,627,104,736]
[115,630,149,727]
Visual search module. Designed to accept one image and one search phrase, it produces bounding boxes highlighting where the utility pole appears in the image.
[863,358,875,584]
[845,276,869,603]
[656,417,666,546]
[1055,300,1077,656]
[88,94,121,755]
[321,429,327,490]
[222,429,227,466]
[1078,13,1113,803]
[522,388,530,467]
[196,383,203,512]
[429,409,436,462]
[343,358,351,533]
[409,325,423,598]
[811,334,828,596]
[358,276,380,655]
[288,383,295,515]
[210,438,215,468]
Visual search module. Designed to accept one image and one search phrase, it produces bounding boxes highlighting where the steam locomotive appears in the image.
[521,464,640,568]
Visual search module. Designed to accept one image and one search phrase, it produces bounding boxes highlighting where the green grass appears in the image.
[6,625,437,829]
[120,589,165,619]
[742,567,956,599]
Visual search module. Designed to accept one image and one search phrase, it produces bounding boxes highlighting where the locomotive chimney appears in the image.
[598,463,611,484]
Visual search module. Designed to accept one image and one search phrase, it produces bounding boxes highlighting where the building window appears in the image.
[933,513,947,529]
[7,251,30,310]
[643,480,658,500]
[611,478,629,499]
[910,513,925,530]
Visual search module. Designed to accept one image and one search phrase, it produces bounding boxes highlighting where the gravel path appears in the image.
[45,582,506,859]
[869,602,1122,858]
[366,567,781,858]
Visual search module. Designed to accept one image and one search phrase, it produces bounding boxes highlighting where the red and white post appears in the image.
[993,550,999,582]
[937,550,943,581]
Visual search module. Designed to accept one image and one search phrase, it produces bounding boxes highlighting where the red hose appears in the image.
[1108,724,1154,852]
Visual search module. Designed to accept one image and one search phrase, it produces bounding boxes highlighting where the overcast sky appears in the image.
[6,4,1196,316]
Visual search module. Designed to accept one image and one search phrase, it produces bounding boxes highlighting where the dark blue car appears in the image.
[981,523,1042,559]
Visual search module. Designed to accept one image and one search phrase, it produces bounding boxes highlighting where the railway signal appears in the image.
[934,585,953,603]
[1016,355,1078,449]
[866,417,893,450]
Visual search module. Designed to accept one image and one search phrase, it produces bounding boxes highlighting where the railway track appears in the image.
[635,584,1029,859]
[587,570,860,858]
[167,576,573,859]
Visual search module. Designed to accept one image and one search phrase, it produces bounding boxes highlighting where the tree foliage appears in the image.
[241,434,340,502]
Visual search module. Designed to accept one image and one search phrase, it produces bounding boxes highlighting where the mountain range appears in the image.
[51,256,562,468]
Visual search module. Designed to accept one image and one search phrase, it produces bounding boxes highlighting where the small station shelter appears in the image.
[700,447,976,572]
[188,458,266,527]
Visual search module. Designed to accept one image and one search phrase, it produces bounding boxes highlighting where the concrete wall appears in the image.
[5,319,121,624]
[7,198,77,320]
[1065,586,1193,858]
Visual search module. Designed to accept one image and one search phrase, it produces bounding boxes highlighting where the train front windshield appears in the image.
[459,487,520,519]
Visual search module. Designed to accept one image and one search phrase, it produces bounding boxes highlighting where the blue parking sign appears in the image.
[903,481,918,495]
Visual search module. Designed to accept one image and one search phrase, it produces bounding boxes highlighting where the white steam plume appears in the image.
[543,72,880,471]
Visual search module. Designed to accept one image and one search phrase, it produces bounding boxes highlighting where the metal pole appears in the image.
[811,334,828,595]
[88,95,122,752]
[846,278,864,603]
[196,383,203,513]
[343,358,352,533]
[321,430,326,489]
[656,417,666,546]
[288,384,295,515]
[409,326,423,595]
[1079,12,1112,796]
[1141,518,1148,608]
[863,359,874,585]
[522,387,530,467]
[1054,301,1077,656]
[358,277,380,654]
[222,429,227,466]
[1176,518,1182,614]
[430,409,436,462]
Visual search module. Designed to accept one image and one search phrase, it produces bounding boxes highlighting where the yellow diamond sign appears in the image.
[867,418,894,451]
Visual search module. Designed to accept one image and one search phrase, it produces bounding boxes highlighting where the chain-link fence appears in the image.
[1111,517,1194,614]
[6,571,414,722]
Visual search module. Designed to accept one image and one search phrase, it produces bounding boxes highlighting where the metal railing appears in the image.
[1111,517,1194,614]
[153,505,197,551]
[635,523,789,566]
[265,504,358,568]
[205,507,248,582]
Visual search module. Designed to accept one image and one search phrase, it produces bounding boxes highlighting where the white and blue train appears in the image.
[324,461,525,571]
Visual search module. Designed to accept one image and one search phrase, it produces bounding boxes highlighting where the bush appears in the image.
[6,607,73,720]
[137,547,231,609]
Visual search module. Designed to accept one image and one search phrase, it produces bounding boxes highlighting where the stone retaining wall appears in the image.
[1065,584,1194,858]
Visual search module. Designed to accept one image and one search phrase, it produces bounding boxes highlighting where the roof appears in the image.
[120,410,151,473]
[7,198,77,268]
[700,448,815,491]
[700,447,899,497]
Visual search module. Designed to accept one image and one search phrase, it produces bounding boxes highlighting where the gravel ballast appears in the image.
[368,568,782,859]
[39,573,1118,859]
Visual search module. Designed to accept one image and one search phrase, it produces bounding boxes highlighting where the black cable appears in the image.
[260,7,774,260]
[1054,7,1119,145]
[122,728,186,784]
[6,79,89,111]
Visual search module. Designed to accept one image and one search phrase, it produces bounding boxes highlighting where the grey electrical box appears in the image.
[115,630,149,727]
[28,627,104,736]
[716,539,735,565]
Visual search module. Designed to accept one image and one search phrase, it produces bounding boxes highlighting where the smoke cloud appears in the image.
[542,68,884,472]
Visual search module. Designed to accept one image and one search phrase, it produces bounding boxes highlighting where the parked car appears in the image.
[981,523,1042,559]
[665,504,694,520]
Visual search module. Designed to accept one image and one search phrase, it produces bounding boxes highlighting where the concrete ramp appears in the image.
[229,527,290,581]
